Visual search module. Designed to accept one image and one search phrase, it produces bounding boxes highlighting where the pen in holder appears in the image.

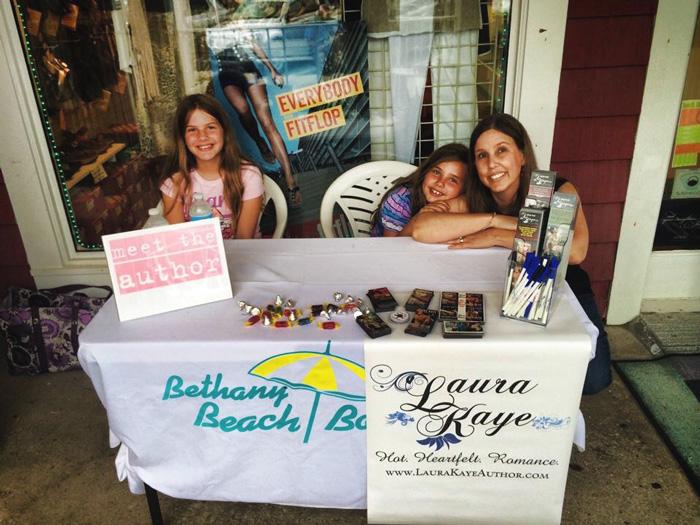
[502,252,561,325]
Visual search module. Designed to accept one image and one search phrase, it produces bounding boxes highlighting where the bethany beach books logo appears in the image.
[161,341,366,443]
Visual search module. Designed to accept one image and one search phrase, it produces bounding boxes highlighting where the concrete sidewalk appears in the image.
[0,326,698,524]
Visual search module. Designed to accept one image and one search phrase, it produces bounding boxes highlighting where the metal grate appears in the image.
[362,0,510,164]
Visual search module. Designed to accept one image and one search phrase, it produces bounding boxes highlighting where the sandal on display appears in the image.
[287,185,302,208]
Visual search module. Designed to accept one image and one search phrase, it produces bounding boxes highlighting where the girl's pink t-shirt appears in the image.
[160,164,264,238]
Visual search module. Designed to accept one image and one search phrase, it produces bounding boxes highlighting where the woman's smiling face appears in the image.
[421,160,466,203]
[473,129,525,199]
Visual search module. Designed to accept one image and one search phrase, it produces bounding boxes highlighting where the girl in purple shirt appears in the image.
[370,143,469,237]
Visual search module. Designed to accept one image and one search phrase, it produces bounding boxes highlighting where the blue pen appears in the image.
[519,261,548,318]
[539,257,559,322]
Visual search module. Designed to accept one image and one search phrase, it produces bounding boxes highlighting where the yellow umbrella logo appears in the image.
[249,340,365,443]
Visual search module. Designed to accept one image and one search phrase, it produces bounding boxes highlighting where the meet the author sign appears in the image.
[102,219,232,321]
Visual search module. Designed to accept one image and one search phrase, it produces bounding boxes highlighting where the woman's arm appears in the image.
[235,196,264,239]
[427,198,514,248]
[412,209,517,244]
[161,173,186,224]
[447,228,515,250]
[557,181,589,264]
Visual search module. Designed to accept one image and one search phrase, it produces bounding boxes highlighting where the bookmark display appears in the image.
[502,172,576,326]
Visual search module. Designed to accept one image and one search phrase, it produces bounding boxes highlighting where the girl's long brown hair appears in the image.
[370,143,470,231]
[467,113,538,216]
[160,94,255,228]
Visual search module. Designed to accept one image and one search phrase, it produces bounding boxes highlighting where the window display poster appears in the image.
[206,17,370,235]
[654,198,700,249]
[671,99,700,168]
[671,168,700,199]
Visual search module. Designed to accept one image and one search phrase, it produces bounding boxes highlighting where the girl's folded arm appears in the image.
[397,216,418,236]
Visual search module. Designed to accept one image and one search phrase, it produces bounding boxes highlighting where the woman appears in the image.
[412,113,610,395]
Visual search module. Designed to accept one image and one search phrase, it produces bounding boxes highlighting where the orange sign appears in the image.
[283,106,346,140]
[276,73,363,116]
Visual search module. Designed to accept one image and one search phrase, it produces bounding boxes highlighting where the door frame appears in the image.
[607,0,700,323]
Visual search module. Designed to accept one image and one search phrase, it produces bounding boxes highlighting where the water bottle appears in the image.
[189,192,213,221]
[145,207,169,228]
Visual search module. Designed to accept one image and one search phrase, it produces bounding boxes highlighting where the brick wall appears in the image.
[0,170,35,297]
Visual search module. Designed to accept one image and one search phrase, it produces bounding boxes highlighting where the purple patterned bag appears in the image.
[0,286,111,375]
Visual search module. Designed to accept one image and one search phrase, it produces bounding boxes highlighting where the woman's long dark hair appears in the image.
[467,113,537,216]
[370,143,470,231]
[160,94,255,224]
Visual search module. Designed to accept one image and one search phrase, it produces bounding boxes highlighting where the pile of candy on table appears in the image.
[238,287,485,339]
[239,292,365,331]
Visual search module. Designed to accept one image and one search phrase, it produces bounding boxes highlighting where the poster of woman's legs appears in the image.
[206,2,370,237]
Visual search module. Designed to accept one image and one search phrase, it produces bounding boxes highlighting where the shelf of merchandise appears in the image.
[66,142,126,190]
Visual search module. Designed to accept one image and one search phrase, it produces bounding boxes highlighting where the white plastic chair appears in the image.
[262,174,287,239]
[319,160,416,238]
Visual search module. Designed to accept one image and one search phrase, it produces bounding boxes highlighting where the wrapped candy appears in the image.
[311,304,324,316]
[245,315,261,326]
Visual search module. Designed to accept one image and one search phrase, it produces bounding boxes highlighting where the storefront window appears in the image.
[12,0,510,250]
[654,13,700,250]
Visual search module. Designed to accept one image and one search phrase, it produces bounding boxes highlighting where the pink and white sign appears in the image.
[103,219,232,321]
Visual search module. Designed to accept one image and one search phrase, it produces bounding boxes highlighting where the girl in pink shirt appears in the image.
[159,94,264,239]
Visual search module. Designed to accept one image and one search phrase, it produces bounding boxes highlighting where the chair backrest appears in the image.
[262,174,288,239]
[319,160,416,238]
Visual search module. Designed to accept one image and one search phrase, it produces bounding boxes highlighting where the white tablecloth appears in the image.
[78,238,596,509]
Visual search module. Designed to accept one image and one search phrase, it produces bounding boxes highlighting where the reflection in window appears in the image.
[13,0,510,250]
[654,13,700,250]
